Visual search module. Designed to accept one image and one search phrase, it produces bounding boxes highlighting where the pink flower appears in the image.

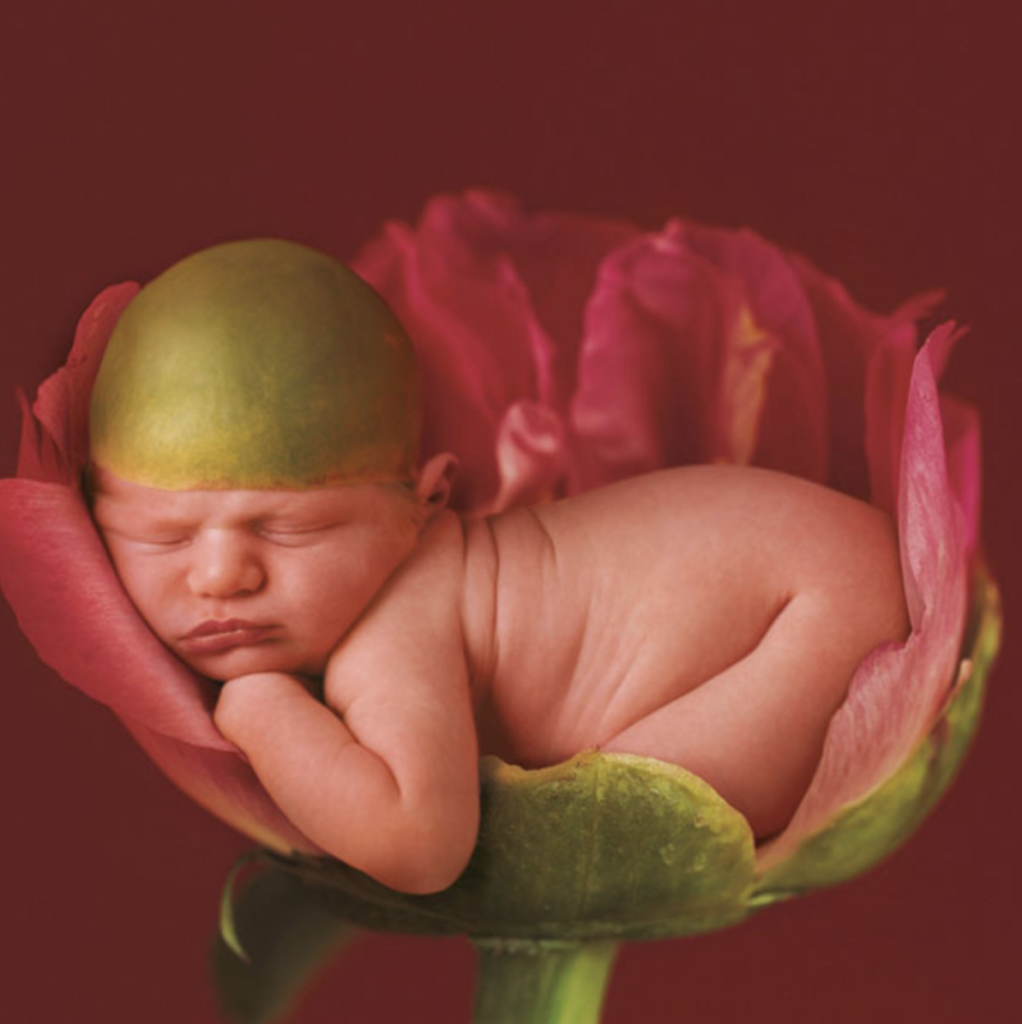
[0,190,981,876]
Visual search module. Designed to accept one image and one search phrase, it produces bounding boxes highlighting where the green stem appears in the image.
[472,939,619,1024]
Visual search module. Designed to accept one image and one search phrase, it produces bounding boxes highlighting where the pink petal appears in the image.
[15,390,66,484]
[353,191,634,514]
[759,325,969,869]
[355,217,530,512]
[897,325,968,634]
[483,400,568,514]
[939,393,982,557]
[570,224,830,489]
[789,254,921,503]
[570,230,732,486]
[0,479,231,749]
[419,190,638,410]
[861,339,916,517]
[891,288,947,324]
[122,717,321,856]
[680,224,829,482]
[865,321,968,521]
[33,283,138,477]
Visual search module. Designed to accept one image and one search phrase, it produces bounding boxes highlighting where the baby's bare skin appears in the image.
[466,467,909,837]
[95,465,909,894]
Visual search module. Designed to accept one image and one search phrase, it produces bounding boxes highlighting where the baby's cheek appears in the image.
[103,547,173,639]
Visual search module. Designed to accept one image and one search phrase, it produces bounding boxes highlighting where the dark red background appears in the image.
[1,4,1019,1022]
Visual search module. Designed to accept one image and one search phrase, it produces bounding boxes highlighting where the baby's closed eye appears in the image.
[139,535,193,550]
[255,520,349,545]
[99,525,194,550]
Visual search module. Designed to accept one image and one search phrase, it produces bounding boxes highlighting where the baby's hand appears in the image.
[214,671,322,756]
[222,670,323,701]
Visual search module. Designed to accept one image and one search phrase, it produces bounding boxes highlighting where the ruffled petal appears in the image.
[759,325,969,869]
[354,191,634,514]
[570,223,829,489]
[15,389,65,484]
[354,214,530,511]
[417,190,638,410]
[897,326,969,636]
[570,230,731,486]
[680,224,829,482]
[789,255,920,503]
[484,400,568,514]
[0,479,230,749]
[863,333,923,518]
[33,283,138,477]
[939,393,982,557]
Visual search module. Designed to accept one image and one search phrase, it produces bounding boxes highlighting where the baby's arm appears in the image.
[214,513,478,894]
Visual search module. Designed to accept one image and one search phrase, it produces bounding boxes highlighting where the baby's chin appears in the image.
[176,641,326,683]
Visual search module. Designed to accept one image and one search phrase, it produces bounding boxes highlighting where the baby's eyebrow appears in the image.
[104,515,197,535]
[90,498,194,531]
[254,514,330,529]
[140,517,196,531]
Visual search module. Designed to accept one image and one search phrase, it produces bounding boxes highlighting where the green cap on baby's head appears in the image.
[89,239,420,490]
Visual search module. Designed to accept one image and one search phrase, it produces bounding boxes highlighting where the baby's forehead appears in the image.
[91,467,400,521]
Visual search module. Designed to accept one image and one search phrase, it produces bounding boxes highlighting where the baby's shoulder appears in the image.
[401,508,472,584]
[397,511,504,685]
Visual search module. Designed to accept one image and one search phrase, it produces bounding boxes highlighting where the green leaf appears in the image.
[211,858,358,1024]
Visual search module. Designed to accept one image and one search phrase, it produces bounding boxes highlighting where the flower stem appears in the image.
[471,939,619,1024]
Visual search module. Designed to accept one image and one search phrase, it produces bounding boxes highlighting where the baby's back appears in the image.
[465,465,905,768]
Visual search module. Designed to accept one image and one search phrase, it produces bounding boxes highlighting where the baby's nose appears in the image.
[187,532,265,598]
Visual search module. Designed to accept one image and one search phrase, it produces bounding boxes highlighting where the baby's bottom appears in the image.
[602,593,899,838]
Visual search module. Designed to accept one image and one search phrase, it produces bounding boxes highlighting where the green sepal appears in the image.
[211,855,359,1024]
[275,751,758,942]
[219,850,271,963]
[754,564,1001,900]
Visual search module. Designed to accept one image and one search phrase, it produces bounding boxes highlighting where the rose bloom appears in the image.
[0,190,981,880]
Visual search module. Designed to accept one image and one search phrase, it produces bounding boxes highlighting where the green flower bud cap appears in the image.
[89,239,420,490]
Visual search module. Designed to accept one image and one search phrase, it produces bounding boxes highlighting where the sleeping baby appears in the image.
[88,240,910,894]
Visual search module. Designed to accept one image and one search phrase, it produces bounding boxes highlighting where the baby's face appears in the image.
[91,469,424,681]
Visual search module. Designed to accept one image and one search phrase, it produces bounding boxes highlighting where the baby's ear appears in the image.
[415,452,458,515]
